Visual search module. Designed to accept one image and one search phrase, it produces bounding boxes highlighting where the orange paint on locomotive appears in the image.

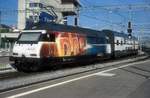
[40,32,86,57]
[40,43,49,57]
[57,32,86,57]
[40,43,58,57]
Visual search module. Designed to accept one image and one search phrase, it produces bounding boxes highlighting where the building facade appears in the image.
[18,0,80,30]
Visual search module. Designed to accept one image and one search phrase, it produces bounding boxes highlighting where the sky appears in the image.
[0,0,18,26]
[0,0,150,38]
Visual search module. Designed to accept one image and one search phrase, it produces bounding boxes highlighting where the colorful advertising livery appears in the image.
[40,32,86,57]
[10,23,139,72]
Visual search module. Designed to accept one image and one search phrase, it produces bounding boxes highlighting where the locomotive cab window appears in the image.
[17,32,41,43]
[40,34,49,41]
[49,33,55,42]
[40,33,55,42]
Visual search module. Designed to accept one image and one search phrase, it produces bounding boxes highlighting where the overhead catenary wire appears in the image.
[0,3,150,30]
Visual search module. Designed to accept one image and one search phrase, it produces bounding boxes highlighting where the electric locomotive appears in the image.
[10,23,139,72]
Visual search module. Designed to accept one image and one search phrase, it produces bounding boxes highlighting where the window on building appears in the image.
[29,3,43,8]
[34,16,39,21]
[29,15,39,21]
[29,16,33,20]
[39,3,43,8]
[61,0,74,4]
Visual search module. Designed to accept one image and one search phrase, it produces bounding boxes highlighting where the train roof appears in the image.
[102,29,137,40]
[102,29,127,37]
[25,22,109,37]
[25,22,137,40]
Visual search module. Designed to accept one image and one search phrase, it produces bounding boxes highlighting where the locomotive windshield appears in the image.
[17,32,41,43]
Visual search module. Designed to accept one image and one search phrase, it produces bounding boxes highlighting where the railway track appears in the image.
[0,55,149,92]
[0,56,149,81]
[0,55,148,80]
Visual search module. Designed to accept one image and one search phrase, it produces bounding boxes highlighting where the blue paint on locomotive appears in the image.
[86,36,107,55]
[86,45,106,55]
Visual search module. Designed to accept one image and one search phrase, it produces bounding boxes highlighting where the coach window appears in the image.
[121,41,123,45]
[106,36,110,44]
[124,39,126,44]
[116,40,119,45]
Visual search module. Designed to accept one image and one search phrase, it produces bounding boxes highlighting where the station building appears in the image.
[18,0,81,30]
[0,24,19,51]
